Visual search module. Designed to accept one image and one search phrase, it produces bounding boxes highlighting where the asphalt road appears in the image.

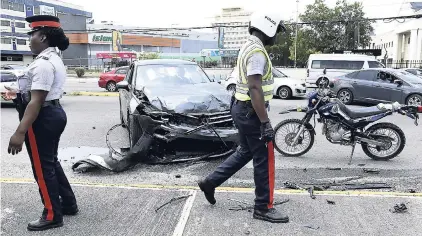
[1,92,422,235]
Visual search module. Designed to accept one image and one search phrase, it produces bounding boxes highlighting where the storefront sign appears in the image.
[89,33,113,44]
[39,5,55,16]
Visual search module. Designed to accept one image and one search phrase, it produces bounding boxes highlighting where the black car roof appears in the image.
[133,59,196,66]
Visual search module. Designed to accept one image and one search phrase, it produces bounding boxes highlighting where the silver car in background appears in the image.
[332,68,422,106]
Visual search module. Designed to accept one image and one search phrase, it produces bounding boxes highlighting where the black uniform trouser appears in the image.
[206,100,275,210]
[19,102,77,221]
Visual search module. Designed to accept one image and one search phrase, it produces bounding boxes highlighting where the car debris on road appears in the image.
[390,203,409,213]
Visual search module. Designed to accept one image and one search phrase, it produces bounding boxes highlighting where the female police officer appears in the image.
[6,15,78,231]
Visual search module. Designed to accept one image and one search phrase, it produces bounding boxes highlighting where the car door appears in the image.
[350,70,377,101]
[373,72,405,103]
[120,65,134,124]
[373,71,402,102]
[115,67,128,82]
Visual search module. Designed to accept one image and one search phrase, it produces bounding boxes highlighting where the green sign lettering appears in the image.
[91,34,112,43]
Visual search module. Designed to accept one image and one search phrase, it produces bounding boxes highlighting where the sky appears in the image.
[61,0,420,32]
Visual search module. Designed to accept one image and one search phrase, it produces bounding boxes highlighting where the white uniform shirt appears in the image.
[19,47,66,102]
[245,36,268,77]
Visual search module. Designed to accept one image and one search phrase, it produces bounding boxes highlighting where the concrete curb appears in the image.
[65,91,119,97]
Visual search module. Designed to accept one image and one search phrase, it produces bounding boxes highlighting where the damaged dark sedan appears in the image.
[117,59,239,164]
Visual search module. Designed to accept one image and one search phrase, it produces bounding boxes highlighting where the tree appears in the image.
[300,0,373,52]
[265,21,294,67]
[289,29,320,67]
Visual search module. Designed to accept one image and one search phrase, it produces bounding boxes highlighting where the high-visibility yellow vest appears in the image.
[234,36,274,102]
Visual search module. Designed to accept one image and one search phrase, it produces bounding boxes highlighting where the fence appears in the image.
[385,60,422,69]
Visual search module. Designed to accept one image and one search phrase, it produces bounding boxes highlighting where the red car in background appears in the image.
[98,66,129,92]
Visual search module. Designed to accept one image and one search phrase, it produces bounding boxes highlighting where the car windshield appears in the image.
[273,68,287,77]
[135,64,211,89]
[368,61,384,68]
[396,71,422,84]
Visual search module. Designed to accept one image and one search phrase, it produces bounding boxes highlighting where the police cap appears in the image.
[25,15,61,35]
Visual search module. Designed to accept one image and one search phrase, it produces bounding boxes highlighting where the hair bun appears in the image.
[57,36,69,51]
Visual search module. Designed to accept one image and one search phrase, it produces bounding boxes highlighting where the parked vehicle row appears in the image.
[332,68,422,106]
[221,67,307,99]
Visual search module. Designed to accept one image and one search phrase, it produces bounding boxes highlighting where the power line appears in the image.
[62,14,422,34]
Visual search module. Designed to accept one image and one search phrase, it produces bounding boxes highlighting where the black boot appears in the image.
[198,180,216,205]
[253,208,289,223]
[62,205,79,216]
[27,218,63,231]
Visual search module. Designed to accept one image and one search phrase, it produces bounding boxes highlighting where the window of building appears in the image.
[1,1,24,12]
[391,41,393,47]
[34,6,40,15]
[1,37,11,44]
[1,20,10,26]
[14,22,25,28]
[16,39,26,45]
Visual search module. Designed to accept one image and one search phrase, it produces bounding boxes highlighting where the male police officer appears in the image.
[198,12,288,223]
[5,15,78,231]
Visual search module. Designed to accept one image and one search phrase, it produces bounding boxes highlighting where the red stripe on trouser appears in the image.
[28,127,54,221]
[267,141,275,209]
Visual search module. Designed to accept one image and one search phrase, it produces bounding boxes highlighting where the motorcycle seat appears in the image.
[336,102,387,120]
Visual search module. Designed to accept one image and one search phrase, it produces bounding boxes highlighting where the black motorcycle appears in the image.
[273,81,421,164]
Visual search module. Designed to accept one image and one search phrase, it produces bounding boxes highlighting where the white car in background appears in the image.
[0,71,18,104]
[0,64,26,77]
[220,67,307,99]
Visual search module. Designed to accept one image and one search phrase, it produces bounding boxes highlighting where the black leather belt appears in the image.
[235,99,269,108]
[42,99,60,107]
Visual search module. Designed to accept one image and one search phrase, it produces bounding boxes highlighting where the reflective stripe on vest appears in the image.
[234,39,274,102]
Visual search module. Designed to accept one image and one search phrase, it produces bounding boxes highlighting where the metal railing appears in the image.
[385,60,422,69]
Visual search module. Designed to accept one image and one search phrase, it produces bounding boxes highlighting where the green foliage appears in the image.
[139,52,160,60]
[267,0,373,67]
[75,67,85,78]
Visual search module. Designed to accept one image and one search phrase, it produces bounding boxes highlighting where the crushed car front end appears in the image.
[128,85,239,164]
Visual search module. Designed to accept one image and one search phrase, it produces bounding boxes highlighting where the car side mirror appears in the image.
[116,81,129,90]
[393,79,403,86]
[323,68,327,75]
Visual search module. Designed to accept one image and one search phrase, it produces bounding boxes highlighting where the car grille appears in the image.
[192,111,233,127]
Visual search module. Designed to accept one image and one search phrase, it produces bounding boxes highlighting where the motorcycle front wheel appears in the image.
[273,119,315,157]
[361,122,406,161]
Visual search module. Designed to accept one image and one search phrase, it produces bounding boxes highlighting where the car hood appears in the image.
[139,82,232,114]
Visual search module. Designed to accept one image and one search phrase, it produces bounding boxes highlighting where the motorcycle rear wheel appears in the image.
[361,122,406,161]
[274,119,315,157]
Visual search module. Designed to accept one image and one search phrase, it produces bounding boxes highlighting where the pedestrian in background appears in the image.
[198,11,289,223]
[3,15,78,231]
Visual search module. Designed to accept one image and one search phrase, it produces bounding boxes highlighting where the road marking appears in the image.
[66,91,119,97]
[172,190,197,236]
[1,178,421,198]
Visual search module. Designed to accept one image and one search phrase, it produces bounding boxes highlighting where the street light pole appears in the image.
[294,0,299,68]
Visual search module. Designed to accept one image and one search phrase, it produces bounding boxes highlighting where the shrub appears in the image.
[75,67,85,78]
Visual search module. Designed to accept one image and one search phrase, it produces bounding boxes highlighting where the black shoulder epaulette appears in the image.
[39,56,50,60]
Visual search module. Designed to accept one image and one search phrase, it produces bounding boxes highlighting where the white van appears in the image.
[306,54,384,88]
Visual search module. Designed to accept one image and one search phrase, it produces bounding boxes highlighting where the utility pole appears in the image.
[294,0,299,68]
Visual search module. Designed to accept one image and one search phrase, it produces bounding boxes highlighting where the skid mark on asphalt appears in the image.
[1,178,421,198]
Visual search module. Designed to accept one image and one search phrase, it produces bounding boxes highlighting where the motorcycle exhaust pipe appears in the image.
[356,137,385,146]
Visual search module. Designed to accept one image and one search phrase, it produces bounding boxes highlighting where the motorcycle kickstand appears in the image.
[348,141,357,165]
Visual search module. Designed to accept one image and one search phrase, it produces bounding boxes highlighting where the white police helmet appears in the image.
[248,11,286,38]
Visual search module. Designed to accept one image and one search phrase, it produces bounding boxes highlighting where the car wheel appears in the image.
[337,89,353,105]
[106,81,117,92]
[227,84,236,94]
[278,86,292,99]
[406,94,422,106]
